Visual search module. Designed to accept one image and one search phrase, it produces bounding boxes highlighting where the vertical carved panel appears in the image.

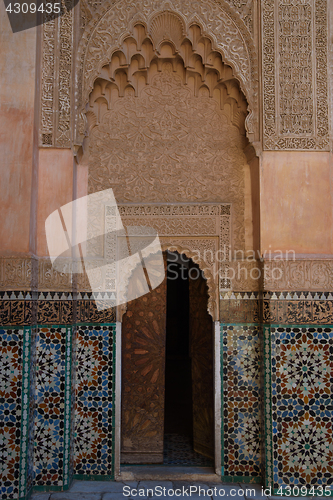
[40,17,56,146]
[121,259,167,463]
[262,0,329,150]
[56,3,74,147]
[40,0,74,147]
[279,1,314,137]
[189,268,214,459]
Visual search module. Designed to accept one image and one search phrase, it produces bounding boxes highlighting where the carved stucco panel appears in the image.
[75,0,258,144]
[262,0,329,150]
[73,203,230,320]
[87,67,246,253]
[80,0,255,36]
[40,0,74,147]
[263,260,333,291]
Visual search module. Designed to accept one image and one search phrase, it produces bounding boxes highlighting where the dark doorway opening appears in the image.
[164,255,192,435]
[163,252,214,466]
[120,251,214,466]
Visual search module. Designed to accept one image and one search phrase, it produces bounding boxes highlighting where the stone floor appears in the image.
[30,480,329,500]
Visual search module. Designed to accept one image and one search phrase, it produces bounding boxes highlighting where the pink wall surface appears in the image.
[260,151,333,256]
[37,149,74,256]
[0,8,36,254]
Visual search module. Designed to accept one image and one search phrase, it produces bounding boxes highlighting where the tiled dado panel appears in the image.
[264,325,333,493]
[0,327,33,500]
[74,325,115,477]
[221,324,263,482]
[33,326,73,489]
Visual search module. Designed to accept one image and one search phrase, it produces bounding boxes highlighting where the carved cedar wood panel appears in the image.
[189,267,214,459]
[121,256,167,463]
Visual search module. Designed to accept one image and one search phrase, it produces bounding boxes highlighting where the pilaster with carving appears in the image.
[262,0,329,150]
[40,0,75,147]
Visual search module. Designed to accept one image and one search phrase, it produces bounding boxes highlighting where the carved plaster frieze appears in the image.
[120,204,232,290]
[0,256,37,291]
[262,0,329,151]
[39,0,258,149]
[263,259,333,292]
[229,260,262,292]
[38,258,73,292]
[79,0,255,36]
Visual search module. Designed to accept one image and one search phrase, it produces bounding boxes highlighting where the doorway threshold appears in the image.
[118,465,221,482]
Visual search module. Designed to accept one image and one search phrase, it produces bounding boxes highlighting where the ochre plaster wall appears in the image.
[260,151,333,256]
[0,7,36,254]
[37,149,74,256]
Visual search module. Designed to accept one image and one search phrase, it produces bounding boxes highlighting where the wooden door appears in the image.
[189,266,214,459]
[121,258,167,463]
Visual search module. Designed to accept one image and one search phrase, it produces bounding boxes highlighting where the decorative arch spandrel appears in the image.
[75,0,259,146]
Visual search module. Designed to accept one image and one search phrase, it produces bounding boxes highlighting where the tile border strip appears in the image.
[220,291,333,300]
[2,290,333,301]
[263,325,273,489]
[111,324,116,479]
[19,327,31,499]
[220,323,224,477]
[63,326,73,487]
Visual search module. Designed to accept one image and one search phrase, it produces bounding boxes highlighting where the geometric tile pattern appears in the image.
[221,324,262,482]
[0,328,24,500]
[265,325,333,491]
[69,327,76,482]
[33,326,72,488]
[74,325,115,477]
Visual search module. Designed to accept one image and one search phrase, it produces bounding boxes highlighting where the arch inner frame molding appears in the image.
[118,242,220,323]
[105,203,232,323]
[74,0,258,147]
